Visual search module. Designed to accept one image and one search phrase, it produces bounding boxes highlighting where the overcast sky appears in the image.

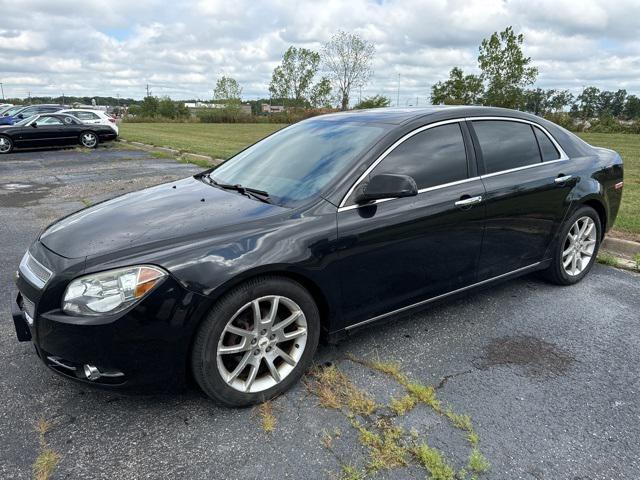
[1,0,639,105]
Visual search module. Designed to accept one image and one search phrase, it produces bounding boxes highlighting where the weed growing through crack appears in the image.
[389,394,418,415]
[33,419,60,480]
[340,464,366,480]
[309,357,491,478]
[257,401,277,433]
[597,252,619,267]
[467,447,490,474]
[413,443,456,480]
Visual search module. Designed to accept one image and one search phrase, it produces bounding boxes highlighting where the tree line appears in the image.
[430,26,640,124]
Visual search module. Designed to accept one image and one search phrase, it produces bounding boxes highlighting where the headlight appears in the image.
[62,265,167,316]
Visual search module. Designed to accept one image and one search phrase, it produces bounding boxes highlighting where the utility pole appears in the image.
[396,74,400,107]
[0,82,4,100]
[146,84,151,97]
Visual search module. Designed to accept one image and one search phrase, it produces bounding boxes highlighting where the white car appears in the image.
[57,109,119,135]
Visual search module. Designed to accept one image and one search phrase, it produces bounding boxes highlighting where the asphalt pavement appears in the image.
[0,146,638,479]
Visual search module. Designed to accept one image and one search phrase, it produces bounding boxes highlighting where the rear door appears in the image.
[336,121,486,326]
[469,118,574,279]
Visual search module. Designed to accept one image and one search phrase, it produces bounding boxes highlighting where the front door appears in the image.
[336,122,486,328]
[470,119,575,280]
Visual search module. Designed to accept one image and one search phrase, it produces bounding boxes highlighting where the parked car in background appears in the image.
[0,113,118,153]
[0,104,67,126]
[10,106,623,406]
[57,109,119,135]
[0,104,14,115]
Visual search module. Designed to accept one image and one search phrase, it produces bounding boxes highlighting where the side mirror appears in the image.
[17,114,24,119]
[354,173,418,204]
[31,123,37,128]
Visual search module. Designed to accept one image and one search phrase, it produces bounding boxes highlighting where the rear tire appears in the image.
[542,205,601,285]
[191,276,320,407]
[79,131,98,148]
[0,135,13,154]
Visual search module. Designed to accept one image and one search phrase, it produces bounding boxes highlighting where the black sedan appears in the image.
[0,113,118,154]
[11,106,623,406]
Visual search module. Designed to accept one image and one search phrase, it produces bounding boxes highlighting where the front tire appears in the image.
[543,205,601,285]
[191,276,320,407]
[0,135,13,154]
[80,131,98,148]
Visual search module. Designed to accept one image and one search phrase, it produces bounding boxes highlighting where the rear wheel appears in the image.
[191,276,320,407]
[0,135,13,154]
[542,205,601,285]
[80,131,98,148]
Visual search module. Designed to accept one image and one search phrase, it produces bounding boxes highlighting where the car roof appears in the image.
[317,105,546,125]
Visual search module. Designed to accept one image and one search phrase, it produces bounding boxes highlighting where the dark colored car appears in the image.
[0,104,67,125]
[11,106,623,406]
[0,113,117,153]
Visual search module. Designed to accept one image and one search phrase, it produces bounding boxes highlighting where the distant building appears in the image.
[261,103,285,113]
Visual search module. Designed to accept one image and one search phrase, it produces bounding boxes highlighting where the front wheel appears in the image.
[191,276,320,407]
[0,135,13,154]
[80,131,98,148]
[542,205,601,285]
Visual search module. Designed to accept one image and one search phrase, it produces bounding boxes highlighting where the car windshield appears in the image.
[3,106,25,116]
[210,119,385,206]
[14,115,38,126]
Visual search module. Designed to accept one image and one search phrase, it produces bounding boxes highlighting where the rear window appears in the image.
[473,120,541,174]
[533,126,560,161]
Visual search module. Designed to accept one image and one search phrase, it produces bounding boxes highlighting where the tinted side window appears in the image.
[533,126,560,161]
[473,120,541,174]
[372,123,468,189]
[75,111,99,120]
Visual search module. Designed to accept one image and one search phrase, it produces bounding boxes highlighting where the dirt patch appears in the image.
[608,229,640,243]
[477,335,575,377]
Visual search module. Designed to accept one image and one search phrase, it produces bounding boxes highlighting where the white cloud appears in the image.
[0,0,638,103]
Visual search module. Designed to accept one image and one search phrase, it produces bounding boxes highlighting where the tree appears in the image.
[478,26,538,108]
[521,88,552,115]
[309,77,333,108]
[576,86,600,118]
[354,95,391,109]
[623,94,640,119]
[158,96,177,118]
[323,30,375,110]
[269,46,327,106]
[139,96,159,117]
[548,90,574,113]
[431,67,484,105]
[213,76,242,103]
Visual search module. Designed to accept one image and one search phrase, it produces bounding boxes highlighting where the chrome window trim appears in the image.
[345,261,541,331]
[466,116,569,161]
[19,252,53,289]
[337,115,570,211]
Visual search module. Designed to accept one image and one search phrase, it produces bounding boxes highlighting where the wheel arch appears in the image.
[581,197,607,240]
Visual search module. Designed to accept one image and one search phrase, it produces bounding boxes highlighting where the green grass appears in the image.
[579,133,639,236]
[120,123,286,159]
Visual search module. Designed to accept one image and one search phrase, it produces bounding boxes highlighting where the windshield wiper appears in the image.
[203,175,273,204]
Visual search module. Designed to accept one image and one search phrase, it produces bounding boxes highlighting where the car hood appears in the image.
[40,176,288,259]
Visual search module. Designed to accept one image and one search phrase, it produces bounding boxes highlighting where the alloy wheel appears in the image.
[562,216,597,276]
[81,133,97,148]
[0,136,11,153]
[216,295,308,393]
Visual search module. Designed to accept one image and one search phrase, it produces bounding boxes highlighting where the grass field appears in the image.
[579,133,639,237]
[120,123,286,159]
[120,123,638,236]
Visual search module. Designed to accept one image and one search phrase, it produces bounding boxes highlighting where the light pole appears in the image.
[0,82,4,100]
[396,74,400,107]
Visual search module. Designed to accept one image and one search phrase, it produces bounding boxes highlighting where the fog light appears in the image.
[83,364,101,381]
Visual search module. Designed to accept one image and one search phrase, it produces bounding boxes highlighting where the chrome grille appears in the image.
[22,296,35,324]
[19,252,53,289]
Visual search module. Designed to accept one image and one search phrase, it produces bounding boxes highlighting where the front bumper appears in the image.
[12,243,211,391]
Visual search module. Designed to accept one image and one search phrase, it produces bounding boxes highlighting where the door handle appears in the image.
[554,175,572,184]
[455,195,483,207]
